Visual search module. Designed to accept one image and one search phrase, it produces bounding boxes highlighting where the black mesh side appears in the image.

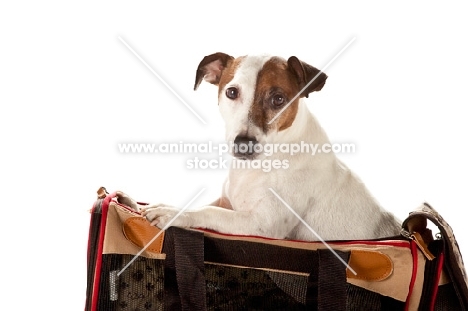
[89,227,422,311]
[205,264,309,311]
[435,284,463,311]
[97,254,165,311]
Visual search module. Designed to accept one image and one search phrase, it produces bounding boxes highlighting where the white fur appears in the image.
[120,54,401,241]
[219,55,271,144]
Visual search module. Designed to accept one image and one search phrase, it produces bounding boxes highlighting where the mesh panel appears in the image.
[434,284,462,311]
[98,254,165,311]
[205,264,309,310]
[95,254,462,310]
[91,233,462,310]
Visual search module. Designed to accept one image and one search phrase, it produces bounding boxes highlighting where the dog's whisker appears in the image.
[268,187,358,275]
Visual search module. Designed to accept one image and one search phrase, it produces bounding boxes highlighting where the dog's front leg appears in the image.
[142,205,239,230]
[141,204,191,228]
[115,191,145,212]
[142,204,293,238]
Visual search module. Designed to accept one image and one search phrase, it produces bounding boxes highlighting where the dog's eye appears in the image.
[226,87,239,100]
[271,94,285,107]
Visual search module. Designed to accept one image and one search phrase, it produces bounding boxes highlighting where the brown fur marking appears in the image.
[250,57,300,133]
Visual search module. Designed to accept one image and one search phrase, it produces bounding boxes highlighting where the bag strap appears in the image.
[163,227,207,311]
[402,203,468,310]
[317,249,349,311]
[165,227,351,310]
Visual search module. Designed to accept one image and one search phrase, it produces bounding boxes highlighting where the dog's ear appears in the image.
[287,56,328,98]
[194,52,234,90]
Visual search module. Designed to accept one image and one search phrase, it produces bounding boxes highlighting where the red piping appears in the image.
[429,251,445,310]
[198,228,410,248]
[405,240,419,311]
[91,192,117,311]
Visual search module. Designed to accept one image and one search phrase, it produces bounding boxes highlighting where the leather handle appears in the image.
[96,186,109,199]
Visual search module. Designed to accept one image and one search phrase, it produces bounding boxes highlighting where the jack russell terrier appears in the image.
[117,52,401,241]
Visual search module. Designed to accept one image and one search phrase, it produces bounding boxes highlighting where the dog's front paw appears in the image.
[142,205,191,229]
[115,191,141,212]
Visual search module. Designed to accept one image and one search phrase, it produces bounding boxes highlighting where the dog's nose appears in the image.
[233,136,258,159]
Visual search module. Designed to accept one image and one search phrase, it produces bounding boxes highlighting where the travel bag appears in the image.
[85,187,468,310]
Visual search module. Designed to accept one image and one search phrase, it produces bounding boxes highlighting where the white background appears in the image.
[1,1,467,309]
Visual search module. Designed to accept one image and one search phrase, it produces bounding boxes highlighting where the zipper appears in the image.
[401,228,435,261]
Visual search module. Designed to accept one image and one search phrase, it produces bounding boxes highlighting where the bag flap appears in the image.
[403,202,468,309]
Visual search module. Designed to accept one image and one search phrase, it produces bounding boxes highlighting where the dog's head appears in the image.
[194,53,327,159]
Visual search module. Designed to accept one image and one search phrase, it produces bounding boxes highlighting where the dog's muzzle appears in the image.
[233,135,259,159]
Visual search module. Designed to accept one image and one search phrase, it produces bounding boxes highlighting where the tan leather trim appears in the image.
[347,246,413,302]
[204,261,310,277]
[412,231,435,260]
[407,246,426,311]
[103,201,165,259]
[346,250,393,281]
[123,217,164,253]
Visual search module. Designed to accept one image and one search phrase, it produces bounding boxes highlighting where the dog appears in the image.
[117,53,401,241]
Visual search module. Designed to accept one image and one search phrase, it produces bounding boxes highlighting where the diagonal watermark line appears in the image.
[118,36,207,125]
[117,188,206,276]
[268,188,357,275]
[268,37,356,125]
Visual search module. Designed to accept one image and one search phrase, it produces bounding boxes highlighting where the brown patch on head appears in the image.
[287,56,327,97]
[248,56,328,134]
[249,57,302,133]
[217,56,245,98]
[194,53,327,134]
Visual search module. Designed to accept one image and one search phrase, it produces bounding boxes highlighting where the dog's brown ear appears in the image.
[194,52,234,90]
[287,56,327,98]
